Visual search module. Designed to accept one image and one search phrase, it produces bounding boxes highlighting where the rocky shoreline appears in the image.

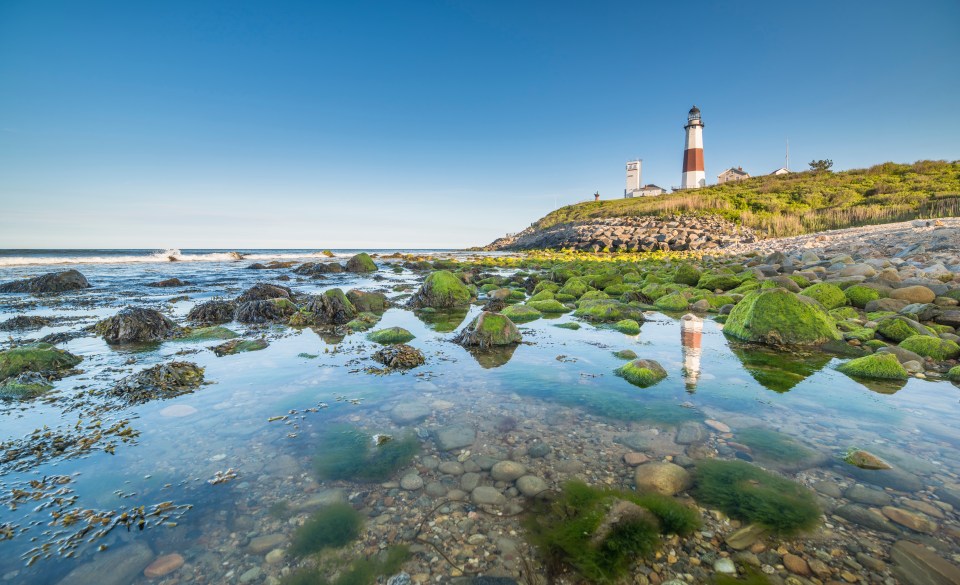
[483,215,759,252]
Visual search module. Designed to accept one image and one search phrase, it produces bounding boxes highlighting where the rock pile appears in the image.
[484,215,758,252]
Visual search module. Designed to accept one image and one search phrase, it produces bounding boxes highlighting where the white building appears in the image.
[770,167,790,176]
[636,184,666,197]
[717,166,750,184]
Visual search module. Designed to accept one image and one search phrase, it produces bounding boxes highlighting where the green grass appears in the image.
[530,160,960,238]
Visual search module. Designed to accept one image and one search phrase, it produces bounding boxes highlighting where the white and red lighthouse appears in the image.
[680,105,705,189]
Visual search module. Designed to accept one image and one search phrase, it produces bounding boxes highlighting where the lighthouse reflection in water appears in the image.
[680,313,703,392]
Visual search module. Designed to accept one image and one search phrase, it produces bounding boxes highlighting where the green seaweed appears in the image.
[614,359,667,388]
[723,289,841,346]
[314,426,420,482]
[527,299,571,313]
[898,336,960,360]
[289,503,364,558]
[800,283,847,309]
[612,319,641,335]
[366,327,415,344]
[692,459,820,535]
[654,291,689,311]
[837,353,908,380]
[553,322,581,330]
[501,304,543,323]
[844,284,882,308]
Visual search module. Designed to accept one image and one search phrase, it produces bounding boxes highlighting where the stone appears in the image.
[491,461,526,482]
[159,404,198,417]
[0,269,91,293]
[834,504,900,534]
[844,449,893,470]
[844,485,892,506]
[434,425,476,451]
[187,300,237,325]
[345,252,377,272]
[239,567,262,584]
[704,419,731,433]
[725,524,767,550]
[623,452,650,466]
[614,358,667,388]
[373,344,425,369]
[714,558,737,574]
[460,473,480,492]
[676,422,707,444]
[453,311,522,347]
[56,542,154,585]
[248,533,286,554]
[407,270,473,308]
[265,549,285,564]
[633,462,691,496]
[516,475,548,497]
[144,553,185,578]
[723,288,841,346]
[438,461,465,476]
[109,361,204,405]
[471,486,507,506]
[782,553,811,576]
[95,307,180,344]
[882,506,938,533]
[891,540,960,585]
[400,474,424,491]
[890,285,936,304]
[390,402,431,425]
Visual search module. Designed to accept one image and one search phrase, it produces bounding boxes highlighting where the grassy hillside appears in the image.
[535,160,960,238]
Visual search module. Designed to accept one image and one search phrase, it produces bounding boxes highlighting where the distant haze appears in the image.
[1,1,958,248]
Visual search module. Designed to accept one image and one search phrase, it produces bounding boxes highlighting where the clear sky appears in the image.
[1,0,958,249]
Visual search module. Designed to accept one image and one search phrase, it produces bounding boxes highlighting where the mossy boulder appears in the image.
[837,353,908,380]
[0,269,91,293]
[187,300,237,325]
[533,281,560,294]
[367,327,415,344]
[577,290,610,304]
[407,270,473,308]
[574,300,646,323]
[613,349,637,359]
[0,343,82,379]
[898,336,960,361]
[297,288,357,325]
[501,304,543,323]
[829,306,860,321]
[844,285,883,308]
[344,312,381,332]
[236,283,293,303]
[345,252,377,273]
[528,290,555,302]
[108,361,205,404]
[235,298,297,324]
[0,372,54,400]
[614,359,667,388]
[523,299,567,314]
[654,291,689,312]
[875,316,930,342]
[692,459,820,535]
[96,307,181,344]
[454,311,522,348]
[212,338,269,356]
[558,277,592,299]
[697,273,741,291]
[176,326,239,342]
[673,264,702,286]
[800,283,848,309]
[613,319,641,335]
[554,322,581,330]
[723,289,841,346]
[346,289,389,313]
[948,366,960,382]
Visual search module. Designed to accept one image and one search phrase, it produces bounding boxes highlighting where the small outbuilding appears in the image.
[717,166,750,184]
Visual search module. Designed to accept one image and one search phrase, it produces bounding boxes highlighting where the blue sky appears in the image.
[1,0,958,249]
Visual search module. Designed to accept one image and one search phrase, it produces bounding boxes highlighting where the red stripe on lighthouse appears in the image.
[683,148,704,173]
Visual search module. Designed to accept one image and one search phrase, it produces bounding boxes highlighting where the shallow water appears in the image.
[1,252,958,584]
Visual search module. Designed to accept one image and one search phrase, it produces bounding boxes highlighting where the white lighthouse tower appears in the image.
[680,105,705,189]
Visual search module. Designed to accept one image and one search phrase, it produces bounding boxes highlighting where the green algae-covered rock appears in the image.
[553,322,581,330]
[613,319,641,335]
[0,373,54,400]
[654,291,689,312]
[527,299,572,313]
[723,289,841,346]
[533,281,560,294]
[576,290,610,304]
[501,304,542,323]
[574,300,646,323]
[346,289,389,313]
[697,273,741,291]
[875,316,930,342]
[898,336,960,361]
[0,343,82,379]
[454,311,522,348]
[408,270,473,308]
[528,290,555,302]
[212,338,269,356]
[613,349,638,360]
[345,252,378,273]
[829,306,860,321]
[844,285,883,308]
[674,264,702,286]
[614,359,667,388]
[109,361,205,404]
[800,283,848,310]
[373,344,425,369]
[176,326,239,342]
[837,353,908,380]
[96,307,181,344]
[558,277,592,299]
[345,312,381,332]
[367,327,415,344]
[949,366,960,382]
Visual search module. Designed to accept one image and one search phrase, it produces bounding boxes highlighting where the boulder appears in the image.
[367,327,415,344]
[723,289,841,346]
[55,542,154,585]
[0,269,91,293]
[407,270,473,308]
[372,344,425,369]
[0,343,82,379]
[573,299,646,322]
[346,289,389,313]
[891,540,960,585]
[800,283,848,309]
[899,336,960,361]
[293,262,344,275]
[844,449,892,470]
[634,462,691,496]
[146,278,188,287]
[614,359,668,388]
[890,285,936,304]
[212,339,269,356]
[108,361,205,405]
[96,307,180,344]
[0,315,51,331]
[491,461,527,482]
[345,252,378,273]
[300,288,357,325]
[453,312,522,348]
[235,298,297,324]
[837,353,908,380]
[187,300,237,324]
[236,283,293,303]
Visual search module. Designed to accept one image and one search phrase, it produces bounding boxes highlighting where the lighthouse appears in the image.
[681,105,705,189]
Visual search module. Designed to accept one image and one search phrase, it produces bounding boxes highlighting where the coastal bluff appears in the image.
[481,214,759,252]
